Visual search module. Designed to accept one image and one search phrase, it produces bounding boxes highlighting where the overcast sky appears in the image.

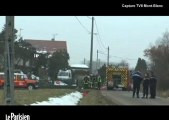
[0,16,169,68]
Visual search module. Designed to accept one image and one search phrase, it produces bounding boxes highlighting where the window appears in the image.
[58,71,69,76]
[17,75,25,80]
[113,75,121,86]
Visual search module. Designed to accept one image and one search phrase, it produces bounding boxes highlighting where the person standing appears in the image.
[149,71,157,99]
[97,75,102,90]
[76,75,84,92]
[142,73,149,98]
[83,76,89,89]
[132,71,143,98]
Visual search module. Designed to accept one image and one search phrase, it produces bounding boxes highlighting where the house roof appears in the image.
[25,39,67,54]
[70,64,89,69]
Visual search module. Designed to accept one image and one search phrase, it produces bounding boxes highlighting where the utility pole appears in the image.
[4,16,15,105]
[96,50,98,70]
[84,58,86,64]
[107,46,109,67]
[98,59,100,68]
[89,17,94,74]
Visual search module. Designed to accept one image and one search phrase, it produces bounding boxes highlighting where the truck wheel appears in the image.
[28,85,34,90]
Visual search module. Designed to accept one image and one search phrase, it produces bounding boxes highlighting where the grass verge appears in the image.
[157,90,169,98]
[78,89,116,105]
[0,89,76,105]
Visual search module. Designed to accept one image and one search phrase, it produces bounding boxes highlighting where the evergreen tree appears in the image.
[135,58,147,75]
[48,50,69,82]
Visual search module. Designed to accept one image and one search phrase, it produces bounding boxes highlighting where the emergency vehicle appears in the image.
[0,72,39,90]
[106,66,132,90]
[55,64,89,87]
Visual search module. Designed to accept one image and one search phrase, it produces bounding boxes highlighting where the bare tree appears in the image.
[144,31,169,90]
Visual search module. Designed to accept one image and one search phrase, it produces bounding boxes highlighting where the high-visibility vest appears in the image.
[98,77,101,82]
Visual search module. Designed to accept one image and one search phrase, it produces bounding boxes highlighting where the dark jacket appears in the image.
[132,74,143,86]
[143,77,149,88]
[149,76,157,88]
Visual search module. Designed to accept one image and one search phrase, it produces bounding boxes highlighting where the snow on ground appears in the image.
[30,91,83,105]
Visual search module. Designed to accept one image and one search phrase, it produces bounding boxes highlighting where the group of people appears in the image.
[83,75,102,90]
[132,71,157,99]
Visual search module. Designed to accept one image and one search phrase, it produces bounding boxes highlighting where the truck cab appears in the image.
[55,69,73,86]
[0,72,39,90]
[106,66,131,91]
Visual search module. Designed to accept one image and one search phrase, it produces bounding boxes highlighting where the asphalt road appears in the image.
[101,90,169,105]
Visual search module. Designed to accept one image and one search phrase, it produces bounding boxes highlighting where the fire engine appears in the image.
[0,72,39,90]
[106,66,132,90]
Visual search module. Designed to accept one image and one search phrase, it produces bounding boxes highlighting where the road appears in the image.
[101,90,169,105]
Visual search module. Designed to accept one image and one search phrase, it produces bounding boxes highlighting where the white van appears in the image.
[55,69,73,86]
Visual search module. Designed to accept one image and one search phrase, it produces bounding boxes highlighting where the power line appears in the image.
[98,50,106,54]
[87,16,92,20]
[94,19,107,49]
[98,49,137,61]
[124,57,137,61]
[95,33,106,52]
[110,56,123,59]
[110,55,137,61]
[98,50,107,55]
[75,16,90,34]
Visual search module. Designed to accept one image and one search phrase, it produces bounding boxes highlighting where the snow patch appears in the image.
[30,91,83,105]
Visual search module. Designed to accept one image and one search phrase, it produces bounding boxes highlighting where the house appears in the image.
[15,39,68,67]
[25,39,67,55]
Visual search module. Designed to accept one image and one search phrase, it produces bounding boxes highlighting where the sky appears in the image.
[1,16,169,68]
[31,91,83,105]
